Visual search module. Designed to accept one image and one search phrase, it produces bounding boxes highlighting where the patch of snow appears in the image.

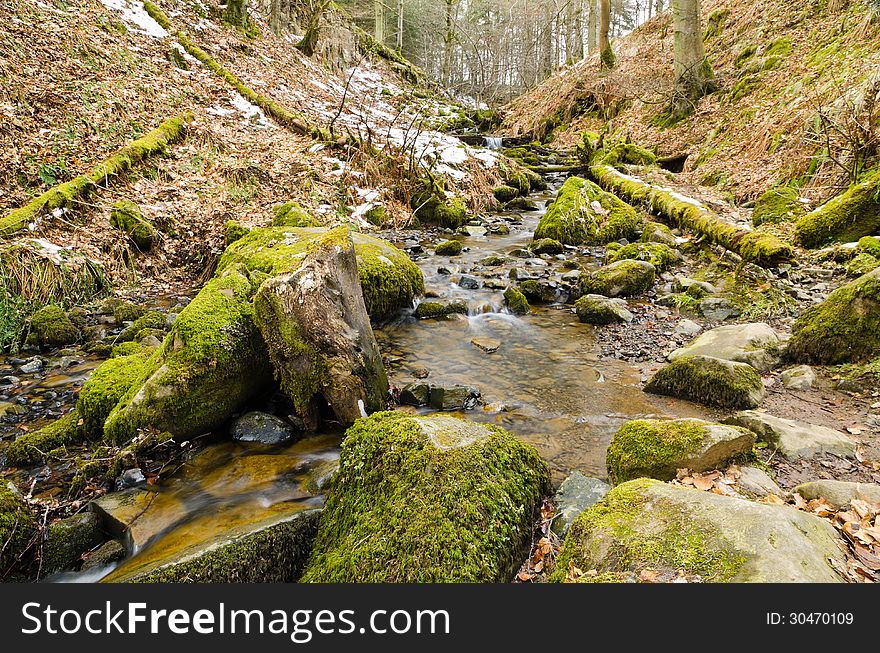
[98,0,168,38]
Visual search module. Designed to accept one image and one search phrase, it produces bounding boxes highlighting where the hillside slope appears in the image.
[504,0,880,203]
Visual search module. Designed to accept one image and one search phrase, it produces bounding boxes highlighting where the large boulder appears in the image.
[723,411,856,460]
[606,419,755,483]
[103,265,273,444]
[26,305,79,348]
[217,226,424,321]
[574,294,633,324]
[668,323,781,372]
[533,176,639,246]
[786,268,880,364]
[644,355,765,409]
[301,412,550,582]
[579,260,656,298]
[253,228,388,430]
[551,479,847,583]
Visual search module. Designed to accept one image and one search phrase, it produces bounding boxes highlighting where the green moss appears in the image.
[103,265,272,444]
[410,181,469,229]
[753,186,806,225]
[735,45,757,68]
[765,36,793,58]
[845,253,880,277]
[641,221,675,244]
[78,351,153,436]
[518,280,556,303]
[644,355,764,409]
[110,200,158,250]
[795,174,880,247]
[5,411,83,468]
[786,267,880,364]
[858,236,880,258]
[364,205,387,226]
[272,201,320,227]
[579,260,655,297]
[117,310,165,342]
[531,238,564,255]
[607,242,678,271]
[351,24,426,85]
[26,305,79,348]
[534,176,639,246]
[0,483,36,574]
[217,227,423,321]
[43,513,102,575]
[595,141,657,169]
[606,419,710,483]
[301,412,550,582]
[493,185,519,203]
[435,240,463,256]
[414,300,468,319]
[549,479,745,583]
[503,287,530,315]
[704,8,728,40]
[224,220,249,247]
[0,114,189,237]
[730,74,761,102]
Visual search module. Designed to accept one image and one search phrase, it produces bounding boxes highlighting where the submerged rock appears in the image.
[399,383,430,406]
[301,412,550,582]
[435,239,463,256]
[551,479,846,583]
[518,279,557,303]
[645,355,765,409]
[253,228,388,430]
[531,238,564,255]
[668,322,781,372]
[606,418,755,483]
[574,294,633,324]
[723,411,856,460]
[551,472,610,537]
[231,411,298,445]
[579,259,655,298]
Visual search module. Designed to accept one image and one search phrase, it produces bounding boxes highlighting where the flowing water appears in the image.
[26,172,711,581]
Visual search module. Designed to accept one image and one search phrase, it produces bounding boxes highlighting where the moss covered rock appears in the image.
[272,201,321,227]
[786,267,880,364]
[795,174,880,247]
[518,279,557,303]
[550,479,846,583]
[224,220,250,246]
[301,412,550,582]
[606,418,755,483]
[78,350,153,435]
[27,305,79,348]
[435,239,463,256]
[117,310,165,343]
[414,299,468,319]
[534,176,639,245]
[6,411,83,468]
[574,294,633,324]
[579,259,655,298]
[43,512,103,574]
[503,287,530,315]
[645,355,765,409]
[668,322,781,372]
[103,265,273,444]
[410,180,469,229]
[217,227,424,321]
[531,238,564,255]
[0,483,36,574]
[752,187,806,226]
[641,220,676,246]
[110,200,158,251]
[493,185,519,203]
[606,242,679,271]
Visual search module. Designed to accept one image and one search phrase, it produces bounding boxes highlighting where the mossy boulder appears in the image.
[518,279,557,303]
[606,418,755,483]
[252,228,388,430]
[6,411,83,468]
[503,287,530,315]
[574,294,633,324]
[645,355,765,409]
[786,267,880,364]
[550,479,846,583]
[27,305,79,348]
[414,299,468,319]
[606,242,679,271]
[103,264,273,444]
[858,236,880,258]
[0,483,36,574]
[410,181,469,228]
[117,310,165,343]
[752,187,806,226]
[534,177,639,246]
[531,238,564,255]
[217,227,424,321]
[579,260,655,298]
[301,412,550,582]
[224,220,250,246]
[668,322,781,372]
[641,221,676,246]
[493,185,519,203]
[272,201,321,227]
[110,200,158,251]
[435,239,463,256]
[795,174,880,247]
[43,512,103,574]
[723,411,856,461]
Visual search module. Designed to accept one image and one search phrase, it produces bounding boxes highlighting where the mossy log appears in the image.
[795,174,880,248]
[0,115,189,238]
[591,164,793,267]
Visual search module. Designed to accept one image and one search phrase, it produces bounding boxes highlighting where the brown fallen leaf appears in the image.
[639,569,658,583]
[853,545,880,571]
[761,494,786,505]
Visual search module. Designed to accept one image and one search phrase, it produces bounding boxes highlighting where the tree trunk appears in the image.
[599,0,614,68]
[671,0,714,118]
[443,0,455,85]
[224,0,247,28]
[374,0,385,44]
[396,0,403,50]
[587,0,597,54]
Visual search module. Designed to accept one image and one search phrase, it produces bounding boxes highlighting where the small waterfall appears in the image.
[484,136,503,150]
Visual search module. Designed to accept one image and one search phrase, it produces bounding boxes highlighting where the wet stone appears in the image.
[457,275,482,289]
[400,383,430,406]
[116,468,147,491]
[231,411,298,445]
[428,385,481,411]
[700,297,740,321]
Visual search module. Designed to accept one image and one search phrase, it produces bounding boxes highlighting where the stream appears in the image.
[5,170,713,582]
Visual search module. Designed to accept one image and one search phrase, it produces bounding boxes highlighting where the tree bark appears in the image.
[587,0,597,54]
[599,0,614,68]
[671,0,714,117]
[374,0,385,44]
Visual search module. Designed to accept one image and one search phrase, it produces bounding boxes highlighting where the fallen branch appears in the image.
[591,164,794,267]
[0,114,190,238]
